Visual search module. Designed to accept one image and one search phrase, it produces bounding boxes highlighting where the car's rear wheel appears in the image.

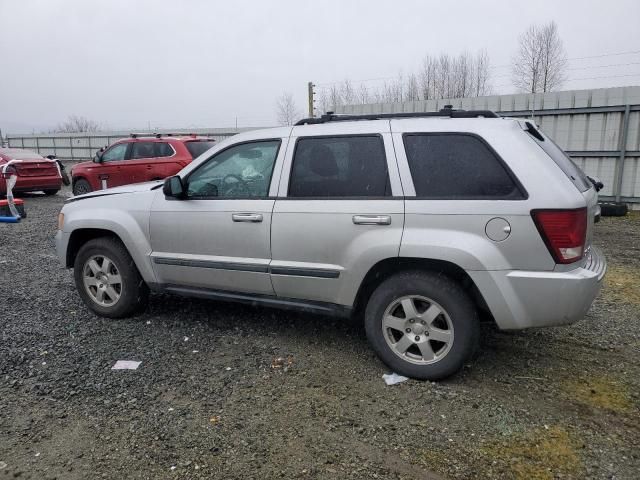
[43,189,59,196]
[73,178,92,196]
[365,271,479,380]
[73,237,149,318]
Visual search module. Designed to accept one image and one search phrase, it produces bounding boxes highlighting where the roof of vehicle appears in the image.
[0,148,45,159]
[125,133,215,142]
[295,107,499,125]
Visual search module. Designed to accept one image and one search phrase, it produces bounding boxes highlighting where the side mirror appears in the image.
[94,148,104,163]
[163,175,185,198]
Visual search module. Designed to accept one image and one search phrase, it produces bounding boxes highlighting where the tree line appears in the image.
[277,20,567,125]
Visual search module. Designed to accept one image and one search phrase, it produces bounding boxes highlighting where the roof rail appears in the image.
[294,106,499,125]
[129,132,202,138]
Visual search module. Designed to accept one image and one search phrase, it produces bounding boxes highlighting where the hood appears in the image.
[72,160,94,170]
[68,180,163,202]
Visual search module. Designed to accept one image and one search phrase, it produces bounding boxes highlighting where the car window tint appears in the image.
[403,133,522,199]
[185,141,216,159]
[131,142,155,159]
[187,140,280,199]
[101,143,128,162]
[528,131,591,192]
[155,142,174,158]
[289,136,390,197]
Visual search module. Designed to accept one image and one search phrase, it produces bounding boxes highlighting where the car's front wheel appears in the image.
[73,237,149,318]
[43,189,59,196]
[365,271,479,380]
[72,178,92,196]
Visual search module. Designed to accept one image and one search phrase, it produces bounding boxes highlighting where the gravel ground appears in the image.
[1,188,638,480]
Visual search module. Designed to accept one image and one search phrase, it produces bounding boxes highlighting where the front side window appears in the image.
[101,143,128,162]
[186,140,280,198]
[288,135,390,197]
[130,142,155,159]
[403,133,523,199]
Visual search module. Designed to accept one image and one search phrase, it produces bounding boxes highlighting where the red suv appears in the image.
[71,135,215,195]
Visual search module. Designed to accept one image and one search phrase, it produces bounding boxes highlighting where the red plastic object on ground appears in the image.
[0,198,26,218]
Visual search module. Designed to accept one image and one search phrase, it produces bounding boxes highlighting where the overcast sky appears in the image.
[1,0,639,133]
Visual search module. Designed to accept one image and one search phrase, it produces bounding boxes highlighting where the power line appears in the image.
[490,48,640,69]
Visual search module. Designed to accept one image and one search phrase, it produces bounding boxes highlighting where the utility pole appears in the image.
[307,82,315,117]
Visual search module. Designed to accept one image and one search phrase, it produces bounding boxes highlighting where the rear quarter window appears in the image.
[185,141,216,159]
[527,128,592,192]
[403,133,525,199]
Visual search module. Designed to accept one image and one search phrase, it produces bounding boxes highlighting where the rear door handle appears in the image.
[232,213,263,223]
[352,215,391,225]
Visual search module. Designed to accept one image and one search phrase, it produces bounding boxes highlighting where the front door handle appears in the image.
[352,215,391,225]
[232,213,263,223]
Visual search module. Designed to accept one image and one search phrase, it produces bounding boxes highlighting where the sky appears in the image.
[1,0,639,133]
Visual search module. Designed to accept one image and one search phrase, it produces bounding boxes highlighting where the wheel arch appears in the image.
[353,257,492,321]
[65,228,122,268]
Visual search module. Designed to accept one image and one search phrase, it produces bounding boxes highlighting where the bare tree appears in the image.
[275,92,302,126]
[55,115,100,133]
[340,80,356,105]
[357,84,369,104]
[405,73,420,101]
[512,21,566,93]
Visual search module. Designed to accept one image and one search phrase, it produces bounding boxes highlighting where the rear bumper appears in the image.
[470,246,607,330]
[1,175,62,193]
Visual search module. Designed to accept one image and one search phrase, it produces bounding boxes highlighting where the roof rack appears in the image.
[129,132,203,138]
[294,106,499,125]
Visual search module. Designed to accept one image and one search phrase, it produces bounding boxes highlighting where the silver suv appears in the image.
[55,110,606,380]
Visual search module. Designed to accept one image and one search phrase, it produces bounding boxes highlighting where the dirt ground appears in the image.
[1,189,638,480]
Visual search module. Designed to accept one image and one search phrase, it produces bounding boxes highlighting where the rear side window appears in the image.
[131,142,155,159]
[289,135,390,197]
[185,141,216,159]
[528,129,591,192]
[403,133,524,199]
[155,142,174,157]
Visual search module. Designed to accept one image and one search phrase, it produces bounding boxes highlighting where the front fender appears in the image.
[61,195,156,283]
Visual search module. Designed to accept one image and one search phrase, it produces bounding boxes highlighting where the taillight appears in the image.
[531,208,587,264]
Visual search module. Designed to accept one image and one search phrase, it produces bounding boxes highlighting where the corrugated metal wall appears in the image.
[335,86,640,203]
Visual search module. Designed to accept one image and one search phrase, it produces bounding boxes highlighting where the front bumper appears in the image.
[55,230,70,267]
[469,246,607,330]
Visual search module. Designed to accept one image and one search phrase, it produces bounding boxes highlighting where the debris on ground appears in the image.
[111,360,141,370]
[382,373,409,385]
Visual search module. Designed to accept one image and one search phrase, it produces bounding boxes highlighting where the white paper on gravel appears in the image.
[382,373,409,385]
[111,360,141,370]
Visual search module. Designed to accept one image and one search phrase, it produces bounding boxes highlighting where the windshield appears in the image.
[185,141,216,159]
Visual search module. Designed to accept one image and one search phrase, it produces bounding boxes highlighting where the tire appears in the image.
[364,271,479,380]
[73,178,92,196]
[73,237,149,318]
[599,202,628,217]
[43,189,59,196]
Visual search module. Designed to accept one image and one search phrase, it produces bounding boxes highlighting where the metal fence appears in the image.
[335,86,640,204]
[4,128,251,163]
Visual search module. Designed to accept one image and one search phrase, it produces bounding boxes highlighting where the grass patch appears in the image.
[603,264,640,306]
[480,426,582,480]
[563,376,633,413]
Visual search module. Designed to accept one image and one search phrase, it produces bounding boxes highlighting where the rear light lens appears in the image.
[531,208,587,264]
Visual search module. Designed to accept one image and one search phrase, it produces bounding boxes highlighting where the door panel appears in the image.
[149,197,275,294]
[270,128,404,307]
[148,137,289,295]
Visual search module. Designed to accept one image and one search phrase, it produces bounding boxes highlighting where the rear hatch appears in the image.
[521,121,598,262]
[15,159,59,177]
